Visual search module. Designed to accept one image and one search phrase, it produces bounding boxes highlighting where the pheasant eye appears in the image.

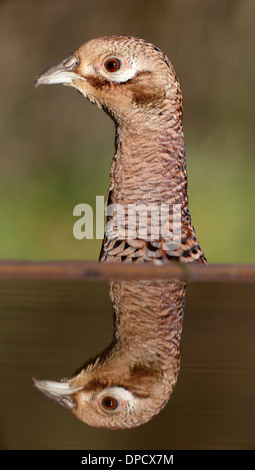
[104,58,121,73]
[100,396,118,411]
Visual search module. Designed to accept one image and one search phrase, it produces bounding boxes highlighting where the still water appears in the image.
[0,274,254,449]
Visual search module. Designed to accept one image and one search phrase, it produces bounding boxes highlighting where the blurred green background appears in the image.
[0,0,254,263]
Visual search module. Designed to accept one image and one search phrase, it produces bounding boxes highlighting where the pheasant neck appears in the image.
[102,98,207,264]
[108,280,184,373]
[110,108,188,210]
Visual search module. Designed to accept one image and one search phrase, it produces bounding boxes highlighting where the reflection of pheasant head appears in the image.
[33,280,185,429]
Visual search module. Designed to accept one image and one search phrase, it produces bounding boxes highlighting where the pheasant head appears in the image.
[35,35,181,126]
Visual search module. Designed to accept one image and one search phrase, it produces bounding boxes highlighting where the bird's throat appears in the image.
[101,91,206,264]
[109,109,188,210]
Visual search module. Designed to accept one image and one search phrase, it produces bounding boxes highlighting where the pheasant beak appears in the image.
[34,55,84,88]
[32,377,83,410]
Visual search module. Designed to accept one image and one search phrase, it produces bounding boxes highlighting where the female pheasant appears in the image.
[35,35,207,264]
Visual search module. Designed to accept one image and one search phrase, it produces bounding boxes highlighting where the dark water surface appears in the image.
[0,278,254,450]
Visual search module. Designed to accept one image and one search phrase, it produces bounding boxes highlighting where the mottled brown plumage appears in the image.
[35,35,207,264]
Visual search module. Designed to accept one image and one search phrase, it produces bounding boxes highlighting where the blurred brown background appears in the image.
[0,0,254,263]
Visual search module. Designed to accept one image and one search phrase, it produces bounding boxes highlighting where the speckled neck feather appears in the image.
[100,66,206,263]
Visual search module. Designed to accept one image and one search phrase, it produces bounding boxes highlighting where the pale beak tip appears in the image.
[32,376,40,388]
[32,376,82,410]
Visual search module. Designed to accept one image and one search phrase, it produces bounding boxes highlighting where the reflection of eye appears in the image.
[100,396,119,411]
[104,58,121,73]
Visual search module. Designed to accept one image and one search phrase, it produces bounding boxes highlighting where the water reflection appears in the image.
[33,279,186,429]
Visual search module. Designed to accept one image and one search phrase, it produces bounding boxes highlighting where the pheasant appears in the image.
[33,279,185,429]
[33,35,206,429]
[35,35,207,265]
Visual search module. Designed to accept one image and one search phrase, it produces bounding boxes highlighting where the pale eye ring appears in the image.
[104,57,121,73]
[100,395,119,412]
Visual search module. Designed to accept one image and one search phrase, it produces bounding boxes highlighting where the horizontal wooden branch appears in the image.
[0,260,254,283]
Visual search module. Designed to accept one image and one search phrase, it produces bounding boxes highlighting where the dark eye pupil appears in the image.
[104,58,121,72]
[108,61,116,70]
[101,396,118,410]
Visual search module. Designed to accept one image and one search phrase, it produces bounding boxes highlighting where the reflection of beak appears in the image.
[32,377,83,410]
[34,56,84,88]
